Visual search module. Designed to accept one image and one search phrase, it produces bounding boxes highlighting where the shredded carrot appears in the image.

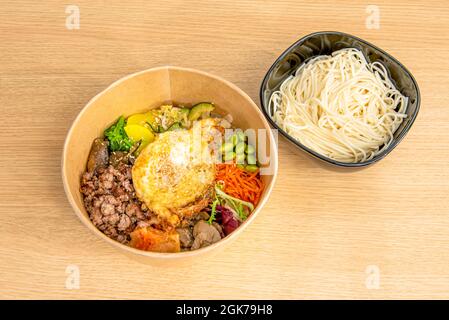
[215,163,265,206]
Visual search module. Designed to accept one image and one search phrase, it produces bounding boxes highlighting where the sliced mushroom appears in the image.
[176,227,194,248]
[191,220,222,250]
[212,222,225,238]
[87,138,109,173]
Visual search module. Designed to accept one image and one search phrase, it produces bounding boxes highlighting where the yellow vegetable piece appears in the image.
[144,111,159,131]
[124,124,155,152]
[126,113,148,126]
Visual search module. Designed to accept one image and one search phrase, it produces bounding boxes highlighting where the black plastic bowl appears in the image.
[260,31,420,167]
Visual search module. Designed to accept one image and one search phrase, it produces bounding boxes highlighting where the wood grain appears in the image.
[1,0,449,299]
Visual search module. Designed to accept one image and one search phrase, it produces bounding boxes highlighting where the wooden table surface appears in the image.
[1,0,449,299]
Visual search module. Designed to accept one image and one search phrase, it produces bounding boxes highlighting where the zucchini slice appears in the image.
[167,122,182,131]
[188,102,214,121]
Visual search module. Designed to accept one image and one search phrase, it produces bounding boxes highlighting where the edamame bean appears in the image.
[224,151,236,162]
[235,142,246,155]
[236,131,245,142]
[221,142,234,153]
[247,154,257,164]
[230,134,239,146]
[245,164,259,172]
[245,144,255,154]
[235,153,246,164]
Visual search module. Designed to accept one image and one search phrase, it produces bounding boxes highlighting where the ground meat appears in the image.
[80,164,151,244]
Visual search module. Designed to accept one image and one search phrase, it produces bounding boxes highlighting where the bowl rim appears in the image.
[62,66,278,259]
[259,31,421,167]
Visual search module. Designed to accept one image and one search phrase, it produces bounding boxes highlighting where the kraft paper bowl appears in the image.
[62,66,278,264]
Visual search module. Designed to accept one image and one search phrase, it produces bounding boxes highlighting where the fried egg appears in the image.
[132,118,227,225]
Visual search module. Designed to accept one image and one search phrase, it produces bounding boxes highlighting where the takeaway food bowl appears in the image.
[62,66,278,264]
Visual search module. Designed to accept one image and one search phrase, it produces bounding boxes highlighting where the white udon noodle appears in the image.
[269,48,408,163]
